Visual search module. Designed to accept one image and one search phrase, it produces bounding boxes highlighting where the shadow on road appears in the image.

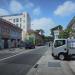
[66,57,75,61]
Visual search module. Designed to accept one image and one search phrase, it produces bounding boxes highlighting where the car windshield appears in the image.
[0,0,75,75]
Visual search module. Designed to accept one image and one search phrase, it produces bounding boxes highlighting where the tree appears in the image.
[44,36,53,42]
[35,29,44,35]
[39,29,44,35]
[59,28,73,39]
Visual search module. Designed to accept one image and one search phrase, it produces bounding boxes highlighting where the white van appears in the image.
[52,39,75,60]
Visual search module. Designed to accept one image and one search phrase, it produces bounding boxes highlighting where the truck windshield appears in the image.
[54,40,65,48]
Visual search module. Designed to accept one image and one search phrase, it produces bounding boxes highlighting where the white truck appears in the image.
[52,39,75,60]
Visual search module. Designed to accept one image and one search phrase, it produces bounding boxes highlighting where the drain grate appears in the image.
[48,62,61,67]
[34,64,39,68]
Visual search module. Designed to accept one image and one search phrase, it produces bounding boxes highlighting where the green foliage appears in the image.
[44,36,53,42]
[35,29,44,35]
[59,28,73,39]
[25,36,34,44]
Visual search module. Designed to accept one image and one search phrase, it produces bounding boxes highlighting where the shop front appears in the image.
[0,18,22,49]
[2,32,10,49]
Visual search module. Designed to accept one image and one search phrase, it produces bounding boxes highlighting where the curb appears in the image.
[26,47,49,75]
[67,62,75,75]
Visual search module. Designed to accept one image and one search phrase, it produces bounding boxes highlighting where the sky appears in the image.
[0,0,75,36]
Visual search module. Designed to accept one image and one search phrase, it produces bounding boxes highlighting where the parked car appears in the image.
[19,41,25,49]
[25,42,35,49]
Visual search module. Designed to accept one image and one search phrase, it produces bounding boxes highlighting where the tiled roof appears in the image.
[0,13,22,17]
[51,25,62,30]
[0,18,22,31]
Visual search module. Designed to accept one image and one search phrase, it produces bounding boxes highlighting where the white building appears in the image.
[0,12,31,41]
[51,25,63,39]
[54,30,60,39]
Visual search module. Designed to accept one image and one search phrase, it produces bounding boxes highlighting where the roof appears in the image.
[0,13,22,17]
[0,12,29,17]
[51,25,63,30]
[67,16,75,28]
[27,29,43,37]
[0,18,22,31]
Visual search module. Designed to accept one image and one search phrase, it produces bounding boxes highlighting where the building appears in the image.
[0,12,31,41]
[67,16,75,38]
[51,25,63,39]
[26,30,45,45]
[0,18,22,49]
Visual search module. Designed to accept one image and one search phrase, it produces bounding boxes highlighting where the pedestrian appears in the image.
[49,43,50,47]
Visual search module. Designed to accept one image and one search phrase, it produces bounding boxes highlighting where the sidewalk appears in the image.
[68,61,75,74]
[26,47,74,75]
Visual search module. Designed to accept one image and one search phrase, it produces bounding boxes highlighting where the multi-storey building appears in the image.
[0,12,31,41]
[0,18,22,49]
[51,25,63,39]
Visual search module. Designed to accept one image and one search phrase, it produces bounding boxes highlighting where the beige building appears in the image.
[26,30,44,45]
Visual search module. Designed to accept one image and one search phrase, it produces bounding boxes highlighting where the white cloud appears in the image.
[31,17,56,35]
[25,2,34,9]
[54,1,75,16]
[10,0,23,13]
[0,8,9,16]
[33,7,41,16]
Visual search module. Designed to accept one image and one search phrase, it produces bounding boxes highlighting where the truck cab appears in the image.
[52,39,75,60]
[52,39,68,60]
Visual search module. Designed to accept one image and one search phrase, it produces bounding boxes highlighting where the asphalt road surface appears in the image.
[0,46,48,75]
[0,53,16,59]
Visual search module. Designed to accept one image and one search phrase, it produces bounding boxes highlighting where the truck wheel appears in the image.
[58,53,65,60]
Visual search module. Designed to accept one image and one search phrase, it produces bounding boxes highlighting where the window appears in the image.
[23,25,25,28]
[16,18,19,22]
[20,24,21,28]
[1,27,5,32]
[54,40,65,48]
[23,20,25,22]
[20,18,22,22]
[9,19,12,20]
[13,19,15,23]
[6,29,8,32]
[16,24,18,27]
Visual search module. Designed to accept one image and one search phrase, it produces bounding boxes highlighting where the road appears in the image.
[0,46,48,75]
[28,47,75,75]
[0,46,75,75]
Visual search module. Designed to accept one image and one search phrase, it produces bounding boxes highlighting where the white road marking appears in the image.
[0,51,26,61]
[0,46,46,61]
